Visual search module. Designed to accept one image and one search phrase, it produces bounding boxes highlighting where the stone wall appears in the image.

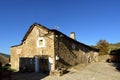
[98,55,110,62]
[54,34,98,69]
[11,25,55,71]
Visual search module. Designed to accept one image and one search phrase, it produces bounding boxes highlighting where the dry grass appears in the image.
[0,53,9,66]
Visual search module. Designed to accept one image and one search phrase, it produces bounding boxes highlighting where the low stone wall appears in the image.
[98,55,110,62]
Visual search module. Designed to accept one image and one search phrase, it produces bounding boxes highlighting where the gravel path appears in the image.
[42,62,120,80]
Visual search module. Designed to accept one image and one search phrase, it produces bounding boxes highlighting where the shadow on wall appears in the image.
[57,57,72,67]
[56,35,96,68]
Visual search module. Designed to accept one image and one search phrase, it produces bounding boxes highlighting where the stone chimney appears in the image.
[70,32,76,40]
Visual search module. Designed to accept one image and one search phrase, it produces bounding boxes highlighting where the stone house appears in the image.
[10,23,99,73]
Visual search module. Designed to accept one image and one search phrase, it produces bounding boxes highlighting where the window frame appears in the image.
[37,37,45,48]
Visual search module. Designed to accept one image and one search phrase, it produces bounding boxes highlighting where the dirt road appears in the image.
[42,62,120,80]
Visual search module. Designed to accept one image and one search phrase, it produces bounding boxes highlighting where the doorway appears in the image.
[39,58,49,73]
[19,57,35,72]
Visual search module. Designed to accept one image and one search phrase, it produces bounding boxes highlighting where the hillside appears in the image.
[109,42,120,50]
[0,53,10,66]
[91,42,120,52]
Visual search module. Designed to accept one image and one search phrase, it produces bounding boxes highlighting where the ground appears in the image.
[12,72,48,80]
[12,62,120,80]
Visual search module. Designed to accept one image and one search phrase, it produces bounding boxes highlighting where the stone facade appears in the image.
[54,31,99,69]
[10,23,99,73]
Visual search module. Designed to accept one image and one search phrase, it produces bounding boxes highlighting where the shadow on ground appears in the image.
[107,59,120,72]
[112,62,120,71]
[12,72,49,80]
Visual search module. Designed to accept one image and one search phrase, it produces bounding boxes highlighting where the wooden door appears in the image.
[39,58,49,73]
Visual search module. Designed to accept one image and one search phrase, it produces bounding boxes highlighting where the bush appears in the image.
[3,63,11,70]
[96,40,109,55]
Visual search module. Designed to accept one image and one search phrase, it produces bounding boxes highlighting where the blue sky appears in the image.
[0,0,120,54]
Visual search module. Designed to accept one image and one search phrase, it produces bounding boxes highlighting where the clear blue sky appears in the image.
[0,0,120,54]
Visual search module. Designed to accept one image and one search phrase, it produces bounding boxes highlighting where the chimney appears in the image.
[70,32,76,40]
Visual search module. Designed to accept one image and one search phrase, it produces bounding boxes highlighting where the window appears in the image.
[72,44,76,49]
[39,40,43,46]
[37,37,45,47]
